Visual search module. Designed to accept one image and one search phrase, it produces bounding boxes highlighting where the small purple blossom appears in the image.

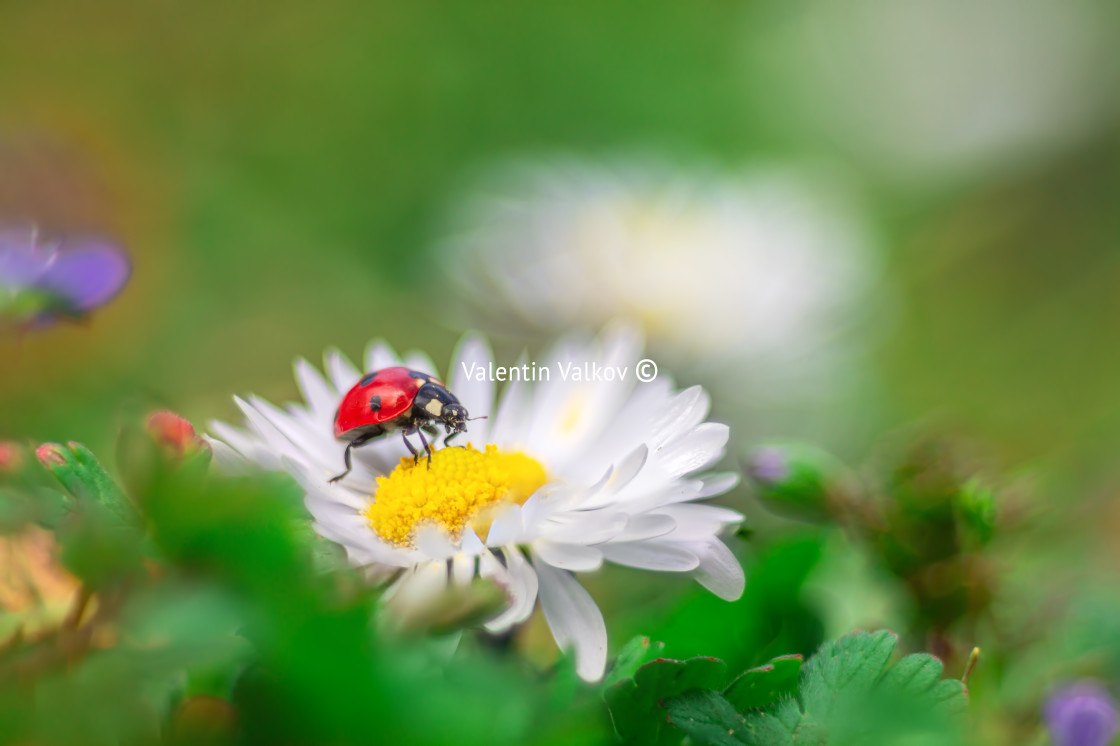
[749,446,790,484]
[0,228,129,329]
[1045,682,1119,746]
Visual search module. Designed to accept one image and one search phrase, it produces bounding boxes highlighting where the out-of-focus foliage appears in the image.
[662,630,967,745]
[0,420,993,746]
[0,424,594,746]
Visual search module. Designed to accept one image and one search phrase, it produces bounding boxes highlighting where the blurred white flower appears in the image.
[209,325,743,681]
[441,160,877,399]
[751,0,1120,183]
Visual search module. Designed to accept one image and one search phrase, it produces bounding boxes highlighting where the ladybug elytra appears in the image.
[329,366,479,483]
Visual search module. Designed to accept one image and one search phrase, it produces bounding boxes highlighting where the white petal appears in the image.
[503,547,539,624]
[538,512,628,545]
[384,561,448,610]
[364,339,401,373]
[460,527,485,556]
[697,472,740,499]
[209,420,279,468]
[600,540,700,571]
[281,455,369,510]
[294,357,337,421]
[449,333,495,443]
[414,524,458,560]
[485,503,525,546]
[483,546,538,631]
[520,483,582,527]
[532,553,608,682]
[309,513,414,568]
[660,502,743,525]
[233,397,300,460]
[616,513,676,542]
[206,438,250,473]
[691,538,745,601]
[324,348,361,394]
[582,376,671,461]
[532,539,604,571]
[488,356,533,448]
[655,422,729,477]
[249,395,337,469]
[618,480,704,514]
[579,445,648,509]
[403,350,440,377]
[653,504,743,541]
[607,444,648,494]
[648,385,710,448]
[451,554,476,586]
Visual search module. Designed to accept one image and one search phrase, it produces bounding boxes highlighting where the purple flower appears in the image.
[0,228,129,329]
[1045,682,1120,746]
[748,446,790,484]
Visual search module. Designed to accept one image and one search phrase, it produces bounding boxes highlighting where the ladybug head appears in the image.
[441,403,470,432]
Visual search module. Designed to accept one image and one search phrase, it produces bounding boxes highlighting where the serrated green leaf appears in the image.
[877,652,944,696]
[669,631,969,746]
[723,654,802,712]
[634,655,727,693]
[927,679,969,714]
[663,689,750,745]
[602,635,666,690]
[605,656,727,744]
[799,629,898,718]
[38,442,139,527]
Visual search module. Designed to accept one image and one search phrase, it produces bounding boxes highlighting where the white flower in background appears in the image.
[209,326,744,681]
[750,0,1120,183]
[440,160,876,398]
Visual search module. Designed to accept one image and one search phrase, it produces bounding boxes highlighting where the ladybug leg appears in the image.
[401,431,421,464]
[443,430,461,448]
[416,427,433,467]
[329,441,361,484]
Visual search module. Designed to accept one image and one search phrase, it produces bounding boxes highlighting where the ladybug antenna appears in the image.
[468,415,488,421]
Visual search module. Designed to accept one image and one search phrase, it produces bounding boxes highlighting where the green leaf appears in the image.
[57,501,145,588]
[605,655,727,744]
[649,533,826,675]
[799,629,898,719]
[602,636,666,691]
[723,654,802,712]
[37,442,139,527]
[664,631,968,746]
[663,689,749,745]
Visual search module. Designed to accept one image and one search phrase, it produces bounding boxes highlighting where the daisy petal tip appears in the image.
[577,646,608,683]
[364,339,401,372]
[694,539,746,601]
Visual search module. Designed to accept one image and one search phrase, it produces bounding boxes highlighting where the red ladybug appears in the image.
[329,367,478,483]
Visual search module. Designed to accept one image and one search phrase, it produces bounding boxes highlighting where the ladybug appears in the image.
[329,367,479,483]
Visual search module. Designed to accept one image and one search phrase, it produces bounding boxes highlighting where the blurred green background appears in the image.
[3,0,1120,486]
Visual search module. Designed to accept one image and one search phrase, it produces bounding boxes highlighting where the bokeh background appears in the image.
[4,0,1120,472]
[4,1,1120,742]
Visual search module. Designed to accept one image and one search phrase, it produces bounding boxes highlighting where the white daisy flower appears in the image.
[440,159,877,400]
[208,326,744,681]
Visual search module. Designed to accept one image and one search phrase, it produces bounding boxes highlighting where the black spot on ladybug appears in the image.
[359,372,378,386]
[369,395,381,412]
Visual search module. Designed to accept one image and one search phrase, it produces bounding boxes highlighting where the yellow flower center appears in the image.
[365,444,548,547]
